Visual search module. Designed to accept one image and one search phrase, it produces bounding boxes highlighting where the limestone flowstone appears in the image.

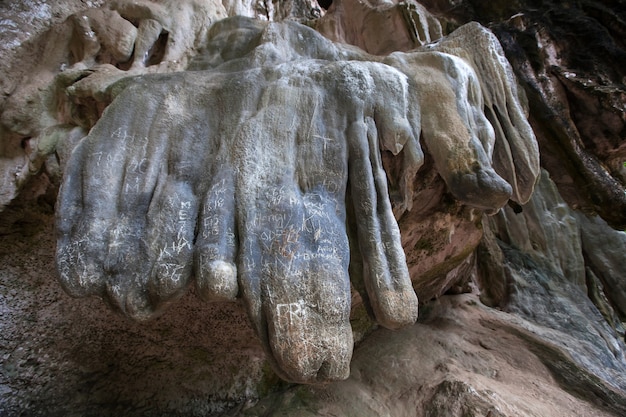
[4,1,626,415]
[56,49,418,384]
[53,17,539,383]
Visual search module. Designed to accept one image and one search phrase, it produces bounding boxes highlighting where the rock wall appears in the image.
[1,0,626,416]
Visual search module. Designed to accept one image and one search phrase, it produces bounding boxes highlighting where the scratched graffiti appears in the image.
[51,16,541,383]
[56,59,420,383]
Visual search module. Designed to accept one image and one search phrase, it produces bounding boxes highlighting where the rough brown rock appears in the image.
[1,0,626,415]
[238,294,626,417]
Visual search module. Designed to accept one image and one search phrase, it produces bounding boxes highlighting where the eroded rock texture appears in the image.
[421,0,626,228]
[1,0,626,415]
[50,11,538,382]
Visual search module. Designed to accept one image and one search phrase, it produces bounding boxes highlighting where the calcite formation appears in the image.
[420,0,626,229]
[4,1,626,415]
[51,11,538,383]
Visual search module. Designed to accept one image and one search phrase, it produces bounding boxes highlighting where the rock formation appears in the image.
[421,0,626,229]
[1,0,625,415]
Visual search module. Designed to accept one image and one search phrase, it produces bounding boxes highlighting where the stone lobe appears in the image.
[54,16,538,383]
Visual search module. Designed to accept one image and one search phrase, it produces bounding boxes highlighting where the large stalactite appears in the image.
[52,15,538,382]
